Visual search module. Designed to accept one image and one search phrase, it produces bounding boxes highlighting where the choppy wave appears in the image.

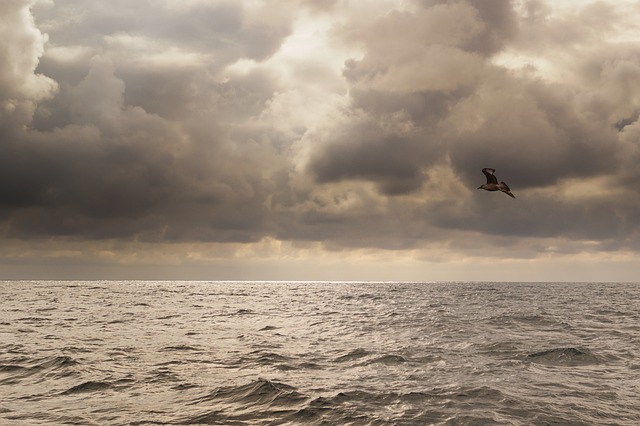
[0,355,77,384]
[2,281,640,425]
[62,380,115,395]
[526,347,601,366]
[180,379,528,425]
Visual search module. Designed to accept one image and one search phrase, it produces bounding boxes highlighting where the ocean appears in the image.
[1,280,639,425]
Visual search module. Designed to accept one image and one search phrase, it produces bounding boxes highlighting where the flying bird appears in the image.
[478,168,515,198]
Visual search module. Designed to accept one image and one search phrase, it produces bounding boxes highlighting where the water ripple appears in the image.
[1,281,639,425]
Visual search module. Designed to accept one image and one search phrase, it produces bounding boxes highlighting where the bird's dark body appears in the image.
[478,168,515,198]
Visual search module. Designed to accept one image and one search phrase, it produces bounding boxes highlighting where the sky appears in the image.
[2,0,640,281]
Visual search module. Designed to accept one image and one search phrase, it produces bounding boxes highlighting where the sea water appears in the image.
[1,281,639,425]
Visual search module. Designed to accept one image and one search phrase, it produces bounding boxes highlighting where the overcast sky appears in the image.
[2,0,640,281]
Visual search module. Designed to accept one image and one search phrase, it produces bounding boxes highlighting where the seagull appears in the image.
[478,168,515,198]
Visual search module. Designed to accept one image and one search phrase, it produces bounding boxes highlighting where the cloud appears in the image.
[0,0,57,127]
[306,1,496,195]
[448,76,621,189]
[2,0,294,244]
[2,0,640,279]
[301,0,640,249]
[308,112,432,195]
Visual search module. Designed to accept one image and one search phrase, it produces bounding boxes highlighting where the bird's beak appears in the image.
[477,186,482,189]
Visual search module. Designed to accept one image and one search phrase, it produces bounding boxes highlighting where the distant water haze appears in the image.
[1,281,639,424]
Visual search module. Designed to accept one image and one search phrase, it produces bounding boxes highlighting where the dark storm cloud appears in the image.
[307,0,505,193]
[448,76,621,189]
[310,0,619,195]
[1,0,291,243]
[308,117,432,195]
[3,0,640,267]
[300,0,640,250]
[429,193,631,242]
[33,0,291,122]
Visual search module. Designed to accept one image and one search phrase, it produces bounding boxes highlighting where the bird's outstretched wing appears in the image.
[500,182,515,198]
[482,168,498,184]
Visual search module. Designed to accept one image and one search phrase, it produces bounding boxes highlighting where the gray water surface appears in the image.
[1,281,639,425]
